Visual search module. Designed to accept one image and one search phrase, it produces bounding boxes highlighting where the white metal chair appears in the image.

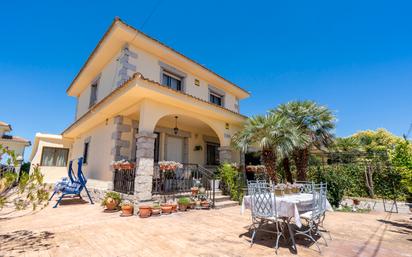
[295,181,315,193]
[250,183,285,254]
[294,183,328,253]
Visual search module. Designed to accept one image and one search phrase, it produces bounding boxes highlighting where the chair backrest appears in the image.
[296,181,315,193]
[76,157,87,187]
[247,180,269,195]
[311,182,327,219]
[250,184,276,219]
[67,160,75,183]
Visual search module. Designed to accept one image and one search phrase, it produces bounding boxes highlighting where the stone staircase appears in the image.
[213,190,239,209]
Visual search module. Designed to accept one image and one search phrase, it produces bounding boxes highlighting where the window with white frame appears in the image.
[162,71,183,91]
[40,147,69,167]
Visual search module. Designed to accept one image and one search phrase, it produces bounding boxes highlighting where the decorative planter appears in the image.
[171,203,178,212]
[210,180,220,191]
[139,205,152,218]
[121,205,134,216]
[161,205,173,214]
[120,163,135,170]
[179,204,188,211]
[105,198,118,210]
[285,188,292,194]
[191,187,199,196]
[291,187,300,194]
[152,207,161,216]
[201,201,210,209]
[274,189,284,197]
[195,200,201,209]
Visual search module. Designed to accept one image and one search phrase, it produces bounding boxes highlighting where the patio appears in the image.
[0,202,410,257]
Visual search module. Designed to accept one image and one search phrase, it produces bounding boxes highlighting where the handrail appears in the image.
[151,163,218,208]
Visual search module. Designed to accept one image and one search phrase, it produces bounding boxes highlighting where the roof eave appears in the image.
[66,17,250,98]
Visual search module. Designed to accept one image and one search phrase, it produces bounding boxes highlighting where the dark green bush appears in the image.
[308,166,350,207]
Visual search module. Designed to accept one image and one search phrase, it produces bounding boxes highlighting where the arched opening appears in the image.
[152,114,221,167]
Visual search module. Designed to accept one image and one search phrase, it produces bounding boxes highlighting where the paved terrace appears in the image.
[0,200,411,257]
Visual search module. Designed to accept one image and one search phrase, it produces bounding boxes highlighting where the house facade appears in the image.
[0,121,31,173]
[32,18,250,201]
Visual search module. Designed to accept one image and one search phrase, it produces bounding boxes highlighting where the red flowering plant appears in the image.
[158,161,183,179]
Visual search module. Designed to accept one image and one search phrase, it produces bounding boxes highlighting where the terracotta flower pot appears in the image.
[191,187,199,196]
[139,205,152,218]
[171,203,178,212]
[161,205,173,214]
[152,208,161,216]
[179,204,188,211]
[201,201,210,209]
[105,198,118,210]
[121,205,134,216]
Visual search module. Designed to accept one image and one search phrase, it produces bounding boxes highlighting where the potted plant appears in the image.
[191,186,199,195]
[101,191,122,211]
[138,205,152,218]
[161,203,173,214]
[274,184,285,197]
[196,200,202,209]
[210,170,221,191]
[201,200,210,209]
[120,200,134,216]
[171,202,178,212]
[291,184,300,194]
[178,197,190,211]
[152,203,161,216]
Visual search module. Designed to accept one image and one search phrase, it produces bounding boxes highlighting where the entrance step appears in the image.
[213,194,231,202]
[214,199,239,209]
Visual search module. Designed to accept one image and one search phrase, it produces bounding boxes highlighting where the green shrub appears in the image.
[177,197,190,205]
[219,163,243,202]
[308,166,350,207]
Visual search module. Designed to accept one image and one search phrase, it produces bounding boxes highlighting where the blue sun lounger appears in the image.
[49,157,94,208]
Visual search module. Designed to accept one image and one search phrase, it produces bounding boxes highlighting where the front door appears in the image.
[166,136,184,163]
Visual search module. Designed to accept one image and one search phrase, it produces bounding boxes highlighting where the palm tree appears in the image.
[273,101,336,181]
[232,113,308,183]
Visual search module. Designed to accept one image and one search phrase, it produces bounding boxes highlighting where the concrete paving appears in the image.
[0,198,411,257]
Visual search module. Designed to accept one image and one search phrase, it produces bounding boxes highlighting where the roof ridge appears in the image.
[66,17,250,96]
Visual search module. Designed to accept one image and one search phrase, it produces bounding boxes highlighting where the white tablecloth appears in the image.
[241,193,333,228]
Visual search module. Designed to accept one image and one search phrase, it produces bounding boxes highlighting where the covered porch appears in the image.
[110,99,244,201]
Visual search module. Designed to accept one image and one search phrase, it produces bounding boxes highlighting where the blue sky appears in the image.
[1,0,411,160]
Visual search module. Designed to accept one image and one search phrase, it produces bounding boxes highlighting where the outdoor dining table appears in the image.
[241,193,333,251]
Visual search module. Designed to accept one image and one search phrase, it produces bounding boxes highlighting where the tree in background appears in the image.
[273,101,336,181]
[390,139,412,201]
[232,113,308,183]
[0,144,50,212]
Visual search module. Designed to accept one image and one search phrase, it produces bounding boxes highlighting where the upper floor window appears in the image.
[162,71,182,91]
[89,82,98,108]
[41,147,69,167]
[209,91,224,106]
